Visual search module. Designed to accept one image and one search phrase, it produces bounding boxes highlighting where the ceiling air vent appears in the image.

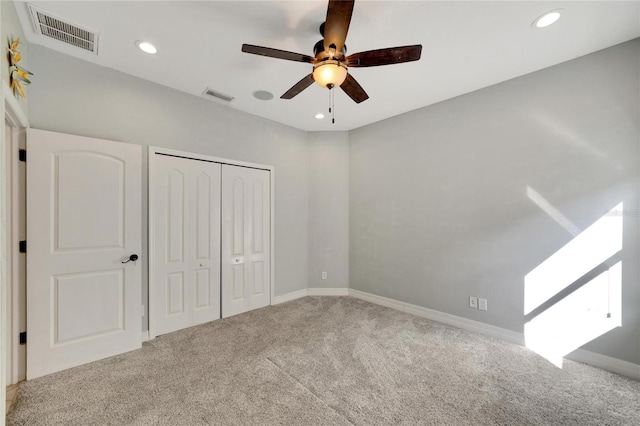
[202,87,234,103]
[28,4,98,55]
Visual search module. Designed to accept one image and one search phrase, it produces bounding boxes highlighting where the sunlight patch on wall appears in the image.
[525,262,621,367]
[524,202,623,367]
[524,203,622,315]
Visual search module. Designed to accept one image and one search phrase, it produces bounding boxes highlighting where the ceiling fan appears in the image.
[241,0,422,104]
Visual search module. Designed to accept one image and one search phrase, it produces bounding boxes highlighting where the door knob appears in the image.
[122,254,139,264]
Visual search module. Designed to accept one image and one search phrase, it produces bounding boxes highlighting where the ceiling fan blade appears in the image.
[242,44,315,63]
[323,0,355,54]
[340,73,369,103]
[346,45,423,67]
[281,73,315,99]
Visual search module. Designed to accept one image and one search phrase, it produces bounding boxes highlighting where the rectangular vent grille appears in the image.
[29,5,98,54]
[203,88,234,103]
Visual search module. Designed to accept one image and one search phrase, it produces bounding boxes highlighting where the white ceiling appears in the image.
[14,1,640,131]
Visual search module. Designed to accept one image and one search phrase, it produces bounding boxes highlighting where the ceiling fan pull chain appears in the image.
[332,87,336,124]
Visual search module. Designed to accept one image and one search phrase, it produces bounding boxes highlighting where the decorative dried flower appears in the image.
[8,37,33,98]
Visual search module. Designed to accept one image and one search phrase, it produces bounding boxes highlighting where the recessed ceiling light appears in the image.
[532,9,563,29]
[135,40,157,54]
[315,113,325,119]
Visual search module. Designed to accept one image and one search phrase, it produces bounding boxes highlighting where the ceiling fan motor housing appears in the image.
[314,39,346,60]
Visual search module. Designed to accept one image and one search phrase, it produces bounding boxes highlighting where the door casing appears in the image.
[1,80,29,402]
[148,146,275,340]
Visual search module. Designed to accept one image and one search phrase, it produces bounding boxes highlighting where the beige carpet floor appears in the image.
[7,296,640,425]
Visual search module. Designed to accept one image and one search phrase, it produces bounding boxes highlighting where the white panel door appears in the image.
[27,129,142,379]
[152,155,220,335]
[221,165,270,318]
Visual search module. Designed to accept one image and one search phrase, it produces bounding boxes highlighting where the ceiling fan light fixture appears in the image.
[312,61,348,88]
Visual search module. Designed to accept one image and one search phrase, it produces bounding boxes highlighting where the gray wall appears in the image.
[27,45,310,328]
[308,131,349,288]
[349,40,640,365]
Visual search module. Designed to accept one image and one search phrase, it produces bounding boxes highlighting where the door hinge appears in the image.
[19,332,26,345]
[18,149,26,162]
[19,240,26,253]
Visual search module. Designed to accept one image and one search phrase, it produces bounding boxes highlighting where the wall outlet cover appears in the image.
[469,296,478,309]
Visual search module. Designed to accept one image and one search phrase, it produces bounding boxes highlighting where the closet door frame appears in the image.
[148,147,275,340]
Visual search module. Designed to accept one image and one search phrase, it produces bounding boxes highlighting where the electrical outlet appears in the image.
[479,298,488,311]
[469,296,478,309]
[321,271,327,280]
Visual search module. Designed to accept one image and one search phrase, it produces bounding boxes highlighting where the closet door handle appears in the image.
[122,254,139,264]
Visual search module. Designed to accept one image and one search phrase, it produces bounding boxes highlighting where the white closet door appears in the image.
[221,165,270,318]
[189,160,221,326]
[27,129,142,379]
[152,155,220,335]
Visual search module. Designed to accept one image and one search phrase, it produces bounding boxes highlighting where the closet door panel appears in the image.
[222,165,270,318]
[190,160,221,326]
[154,156,191,335]
[250,177,269,297]
[152,155,220,335]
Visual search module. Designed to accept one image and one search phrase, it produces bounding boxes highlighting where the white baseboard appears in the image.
[348,288,523,346]
[348,288,639,380]
[272,287,350,305]
[568,349,640,379]
[141,331,150,342]
[404,300,526,346]
[348,288,405,311]
[273,289,308,305]
[307,287,349,296]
